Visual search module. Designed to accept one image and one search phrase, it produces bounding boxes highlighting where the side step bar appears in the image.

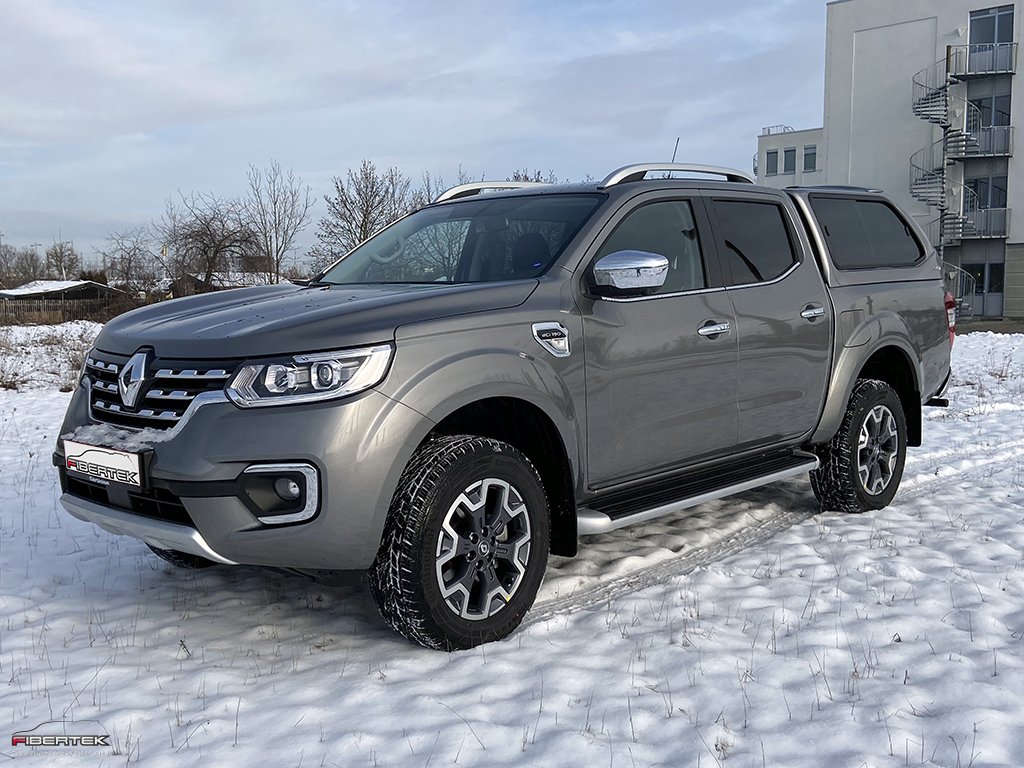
[577,453,819,535]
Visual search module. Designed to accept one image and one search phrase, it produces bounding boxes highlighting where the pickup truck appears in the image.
[55,163,953,650]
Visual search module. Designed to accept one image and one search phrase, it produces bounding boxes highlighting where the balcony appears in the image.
[946,125,1014,159]
[947,43,1017,78]
[962,207,1010,239]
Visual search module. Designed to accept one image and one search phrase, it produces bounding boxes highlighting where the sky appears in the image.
[0,0,828,263]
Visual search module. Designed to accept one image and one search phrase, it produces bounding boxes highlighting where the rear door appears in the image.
[704,193,832,449]
[580,192,738,488]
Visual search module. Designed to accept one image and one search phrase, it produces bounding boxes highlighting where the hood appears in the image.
[95,281,537,359]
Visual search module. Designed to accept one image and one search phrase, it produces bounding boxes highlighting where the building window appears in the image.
[963,262,1005,293]
[966,175,1008,208]
[765,150,778,176]
[783,148,796,174]
[970,5,1015,45]
[803,145,817,172]
[972,94,1012,126]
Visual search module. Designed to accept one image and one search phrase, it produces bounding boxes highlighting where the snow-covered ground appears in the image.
[0,324,1022,767]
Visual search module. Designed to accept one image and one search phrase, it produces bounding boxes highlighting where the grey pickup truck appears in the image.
[55,163,953,650]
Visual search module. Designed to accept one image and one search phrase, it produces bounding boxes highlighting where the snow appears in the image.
[1,326,1022,767]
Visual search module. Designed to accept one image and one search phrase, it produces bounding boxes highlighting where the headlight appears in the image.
[225,344,393,408]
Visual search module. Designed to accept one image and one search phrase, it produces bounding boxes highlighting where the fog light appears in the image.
[241,463,319,525]
[274,477,302,501]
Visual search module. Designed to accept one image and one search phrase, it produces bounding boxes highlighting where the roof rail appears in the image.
[433,181,548,203]
[601,163,755,187]
[788,184,883,194]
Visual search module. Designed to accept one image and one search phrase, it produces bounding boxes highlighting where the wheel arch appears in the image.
[856,345,921,447]
[812,339,923,448]
[429,396,578,557]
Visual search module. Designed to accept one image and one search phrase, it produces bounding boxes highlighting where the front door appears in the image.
[580,195,738,488]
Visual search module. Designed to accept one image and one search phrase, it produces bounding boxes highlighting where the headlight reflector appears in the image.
[226,344,393,408]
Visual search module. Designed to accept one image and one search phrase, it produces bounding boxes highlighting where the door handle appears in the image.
[697,321,731,338]
[800,305,826,320]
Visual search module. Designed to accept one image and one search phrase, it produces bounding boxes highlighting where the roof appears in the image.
[0,279,121,298]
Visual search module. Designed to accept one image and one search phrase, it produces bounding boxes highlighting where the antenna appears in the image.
[670,137,680,163]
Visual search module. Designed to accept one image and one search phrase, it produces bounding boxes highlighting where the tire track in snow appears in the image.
[526,438,1024,625]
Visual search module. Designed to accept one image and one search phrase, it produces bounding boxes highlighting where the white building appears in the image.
[757,0,1021,319]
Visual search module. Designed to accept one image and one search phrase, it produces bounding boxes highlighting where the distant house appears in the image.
[170,272,274,296]
[0,280,122,324]
[0,279,122,301]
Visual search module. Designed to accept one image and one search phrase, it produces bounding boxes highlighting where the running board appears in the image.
[577,452,819,535]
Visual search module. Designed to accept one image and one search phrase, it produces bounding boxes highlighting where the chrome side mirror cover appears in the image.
[591,250,669,297]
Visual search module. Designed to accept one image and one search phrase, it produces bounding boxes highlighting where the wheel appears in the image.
[368,435,550,650]
[147,544,216,569]
[810,379,907,513]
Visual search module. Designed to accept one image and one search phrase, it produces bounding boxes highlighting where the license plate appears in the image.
[64,440,142,488]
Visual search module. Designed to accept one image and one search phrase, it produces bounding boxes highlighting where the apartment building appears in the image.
[756,0,1020,318]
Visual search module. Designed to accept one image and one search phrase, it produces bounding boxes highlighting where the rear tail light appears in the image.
[944,291,956,346]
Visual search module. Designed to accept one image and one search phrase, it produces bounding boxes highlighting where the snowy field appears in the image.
[1,324,1022,767]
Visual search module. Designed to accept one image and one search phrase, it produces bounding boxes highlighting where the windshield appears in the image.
[317,194,603,284]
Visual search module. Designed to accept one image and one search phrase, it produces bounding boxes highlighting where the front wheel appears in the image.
[368,435,550,650]
[811,379,907,513]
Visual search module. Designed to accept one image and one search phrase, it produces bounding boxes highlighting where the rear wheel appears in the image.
[368,435,549,650]
[147,544,216,569]
[811,379,907,513]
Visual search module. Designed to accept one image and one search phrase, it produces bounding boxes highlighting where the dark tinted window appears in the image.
[810,197,923,269]
[766,151,778,176]
[596,200,706,293]
[783,148,796,174]
[710,199,797,285]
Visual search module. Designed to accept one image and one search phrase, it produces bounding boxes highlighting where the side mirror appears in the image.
[591,250,669,297]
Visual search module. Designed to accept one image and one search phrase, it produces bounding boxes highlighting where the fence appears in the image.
[0,298,115,325]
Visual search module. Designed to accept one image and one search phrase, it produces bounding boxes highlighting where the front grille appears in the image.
[85,350,237,430]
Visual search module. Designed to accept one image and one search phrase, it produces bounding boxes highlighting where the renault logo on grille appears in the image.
[118,351,150,409]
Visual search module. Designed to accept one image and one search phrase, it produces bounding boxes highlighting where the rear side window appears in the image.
[710,199,797,285]
[810,197,923,269]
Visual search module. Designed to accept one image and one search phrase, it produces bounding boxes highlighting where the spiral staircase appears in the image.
[908,43,1016,249]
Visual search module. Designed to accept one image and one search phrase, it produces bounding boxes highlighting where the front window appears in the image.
[765,150,779,176]
[318,194,603,284]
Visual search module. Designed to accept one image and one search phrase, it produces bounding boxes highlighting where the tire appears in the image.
[810,379,907,513]
[147,544,216,569]
[368,435,550,651]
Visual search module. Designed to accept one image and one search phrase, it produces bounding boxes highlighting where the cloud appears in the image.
[0,0,827,256]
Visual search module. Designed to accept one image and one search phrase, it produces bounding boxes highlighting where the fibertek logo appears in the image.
[12,735,110,747]
[12,720,111,748]
[65,445,140,485]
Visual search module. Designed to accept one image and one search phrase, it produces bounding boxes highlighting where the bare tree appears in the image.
[156,193,258,293]
[0,243,16,288]
[308,160,416,273]
[100,227,161,296]
[244,161,314,284]
[45,239,82,280]
[507,168,561,184]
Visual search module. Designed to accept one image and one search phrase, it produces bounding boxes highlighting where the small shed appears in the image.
[0,280,121,301]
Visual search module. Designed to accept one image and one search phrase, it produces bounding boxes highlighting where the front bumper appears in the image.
[60,493,237,564]
[55,381,433,570]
